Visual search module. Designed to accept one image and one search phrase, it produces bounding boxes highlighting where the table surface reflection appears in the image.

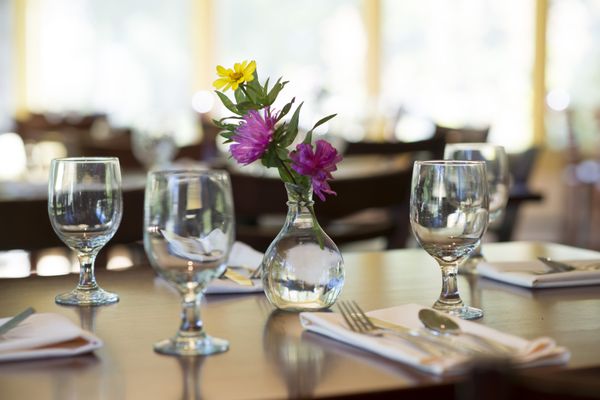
[0,241,599,399]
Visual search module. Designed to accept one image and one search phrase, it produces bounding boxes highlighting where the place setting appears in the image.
[477,256,600,288]
[298,158,571,376]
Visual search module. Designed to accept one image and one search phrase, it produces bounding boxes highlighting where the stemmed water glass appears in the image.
[410,161,489,320]
[444,143,510,272]
[144,169,234,356]
[131,120,177,170]
[48,157,123,306]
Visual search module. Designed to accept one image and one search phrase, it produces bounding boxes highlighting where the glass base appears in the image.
[55,287,119,306]
[154,334,229,356]
[433,301,484,320]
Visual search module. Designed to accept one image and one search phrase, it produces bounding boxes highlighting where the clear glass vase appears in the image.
[262,183,345,312]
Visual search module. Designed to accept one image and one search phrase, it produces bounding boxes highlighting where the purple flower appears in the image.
[230,108,277,165]
[290,139,343,201]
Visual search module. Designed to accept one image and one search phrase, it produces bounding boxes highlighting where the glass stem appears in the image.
[76,253,98,291]
[179,292,204,337]
[438,263,464,307]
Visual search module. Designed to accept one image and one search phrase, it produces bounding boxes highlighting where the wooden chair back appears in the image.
[433,124,490,143]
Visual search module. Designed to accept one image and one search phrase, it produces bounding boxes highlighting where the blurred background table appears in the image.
[0,241,599,400]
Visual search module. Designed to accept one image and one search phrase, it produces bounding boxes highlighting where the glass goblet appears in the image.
[144,169,234,356]
[131,120,177,171]
[444,143,510,272]
[410,160,489,320]
[48,157,123,306]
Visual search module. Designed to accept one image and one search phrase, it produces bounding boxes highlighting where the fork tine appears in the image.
[338,301,360,332]
[249,264,262,279]
[350,301,377,330]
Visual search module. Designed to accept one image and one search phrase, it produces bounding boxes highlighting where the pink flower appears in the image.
[230,108,277,165]
[290,139,343,201]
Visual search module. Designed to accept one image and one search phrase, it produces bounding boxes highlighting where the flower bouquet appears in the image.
[212,60,345,311]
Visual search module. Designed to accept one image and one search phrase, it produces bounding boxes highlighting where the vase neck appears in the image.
[284,183,313,206]
[284,183,315,228]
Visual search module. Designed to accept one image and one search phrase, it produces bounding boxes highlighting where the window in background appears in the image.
[382,0,535,152]
[24,0,198,143]
[546,0,600,154]
[214,0,367,141]
[0,0,12,131]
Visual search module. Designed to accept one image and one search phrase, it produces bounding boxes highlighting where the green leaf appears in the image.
[261,147,279,168]
[213,116,242,126]
[236,100,258,114]
[215,91,240,115]
[266,78,288,105]
[302,131,312,145]
[234,87,247,104]
[277,165,294,184]
[272,125,286,141]
[276,98,295,122]
[279,102,303,147]
[311,113,336,132]
[302,114,336,144]
[245,84,260,104]
[275,146,289,161]
[220,131,236,140]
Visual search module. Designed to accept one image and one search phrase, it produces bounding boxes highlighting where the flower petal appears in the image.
[216,65,228,76]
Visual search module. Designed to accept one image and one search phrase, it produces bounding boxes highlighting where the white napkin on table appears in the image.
[478,259,600,288]
[189,241,264,294]
[300,303,569,376]
[0,313,102,362]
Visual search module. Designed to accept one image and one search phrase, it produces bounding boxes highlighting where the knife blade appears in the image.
[222,268,254,286]
[369,316,492,357]
[0,307,35,336]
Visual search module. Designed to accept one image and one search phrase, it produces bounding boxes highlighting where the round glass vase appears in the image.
[262,183,345,312]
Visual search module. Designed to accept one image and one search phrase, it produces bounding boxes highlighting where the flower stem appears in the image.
[308,206,325,249]
[277,157,298,186]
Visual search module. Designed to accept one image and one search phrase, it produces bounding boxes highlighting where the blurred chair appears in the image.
[344,135,446,158]
[433,124,490,143]
[0,188,144,251]
[230,164,414,252]
[14,112,106,143]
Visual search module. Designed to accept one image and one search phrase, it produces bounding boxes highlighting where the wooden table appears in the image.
[0,241,599,399]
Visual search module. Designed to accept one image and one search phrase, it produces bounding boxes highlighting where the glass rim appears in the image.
[148,168,230,178]
[51,157,120,163]
[444,143,506,151]
[415,160,486,166]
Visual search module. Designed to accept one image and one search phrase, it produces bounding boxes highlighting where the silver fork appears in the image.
[337,300,459,357]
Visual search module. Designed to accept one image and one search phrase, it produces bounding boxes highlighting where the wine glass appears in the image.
[131,119,177,170]
[48,157,123,306]
[144,169,234,356]
[410,160,489,320]
[444,143,510,272]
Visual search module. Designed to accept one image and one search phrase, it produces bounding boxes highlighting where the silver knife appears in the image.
[0,307,35,336]
[369,316,492,357]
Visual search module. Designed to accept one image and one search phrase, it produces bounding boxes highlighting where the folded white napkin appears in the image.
[0,313,102,362]
[478,259,600,288]
[300,303,569,376]
[153,242,264,295]
[205,241,264,294]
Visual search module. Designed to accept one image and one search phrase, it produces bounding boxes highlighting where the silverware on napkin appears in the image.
[0,307,35,337]
[220,267,254,286]
[536,257,600,274]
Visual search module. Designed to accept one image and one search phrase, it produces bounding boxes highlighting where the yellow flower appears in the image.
[213,60,256,92]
